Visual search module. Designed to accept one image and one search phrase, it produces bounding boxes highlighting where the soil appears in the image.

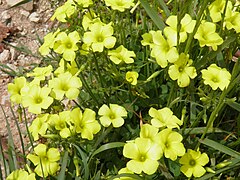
[0,0,54,156]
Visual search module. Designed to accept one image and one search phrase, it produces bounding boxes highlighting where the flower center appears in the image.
[139,154,146,162]
[96,35,104,42]
[116,1,123,6]
[178,66,184,72]
[128,77,134,83]
[165,142,170,149]
[60,122,66,129]
[65,41,73,49]
[189,159,196,166]
[211,77,219,83]
[34,97,43,104]
[109,112,116,120]
[61,83,69,91]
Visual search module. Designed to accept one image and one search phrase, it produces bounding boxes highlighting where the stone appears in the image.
[20,9,30,17]
[1,11,11,22]
[0,50,10,63]
[29,12,40,23]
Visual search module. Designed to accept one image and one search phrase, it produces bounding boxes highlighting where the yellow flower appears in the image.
[164,14,196,46]
[141,31,155,48]
[49,111,72,138]
[6,169,36,180]
[140,124,160,144]
[21,85,53,114]
[83,22,116,52]
[149,107,182,129]
[126,71,139,85]
[98,104,127,128]
[114,167,134,180]
[123,137,162,175]
[75,0,92,8]
[108,45,136,64]
[150,30,179,68]
[7,76,27,104]
[27,65,53,81]
[82,11,103,30]
[71,108,101,140]
[54,59,79,76]
[179,149,209,178]
[208,0,232,22]
[225,10,240,33]
[201,64,231,91]
[168,53,197,87]
[158,128,185,161]
[49,72,82,100]
[50,0,76,22]
[194,21,223,51]
[39,29,60,55]
[29,114,49,141]
[104,0,135,12]
[27,144,60,177]
[53,31,80,62]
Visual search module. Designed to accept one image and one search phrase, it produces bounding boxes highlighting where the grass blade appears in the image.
[200,138,240,159]
[139,0,166,30]
[157,0,171,17]
[7,0,32,9]
[58,150,68,180]
[226,99,240,112]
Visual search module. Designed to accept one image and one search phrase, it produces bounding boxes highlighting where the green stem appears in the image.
[92,52,104,88]
[184,0,209,54]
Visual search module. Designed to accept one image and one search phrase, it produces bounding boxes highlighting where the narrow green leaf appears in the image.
[200,138,240,159]
[157,0,171,17]
[0,135,8,178]
[140,0,166,30]
[58,150,69,180]
[226,99,240,112]
[7,0,32,9]
[72,144,89,180]
[197,158,240,180]
[92,142,125,157]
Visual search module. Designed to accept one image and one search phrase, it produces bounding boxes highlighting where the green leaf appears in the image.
[89,142,125,162]
[197,158,240,180]
[109,173,144,180]
[7,0,32,9]
[226,99,240,112]
[200,138,240,159]
[139,0,166,30]
[58,150,69,180]
[72,144,89,180]
[157,0,171,17]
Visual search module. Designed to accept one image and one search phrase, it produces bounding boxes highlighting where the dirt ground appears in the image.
[0,0,54,152]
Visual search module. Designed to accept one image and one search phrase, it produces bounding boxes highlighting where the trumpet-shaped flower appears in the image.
[29,114,49,141]
[50,0,76,22]
[126,71,139,85]
[108,45,136,64]
[6,169,36,180]
[82,11,103,30]
[50,111,72,138]
[225,10,240,33]
[54,59,79,76]
[149,107,182,129]
[104,0,135,12]
[98,104,127,128]
[201,64,231,91]
[71,108,101,140]
[140,124,160,144]
[164,14,196,46]
[158,128,185,161]
[194,21,223,51]
[8,76,27,104]
[27,65,53,81]
[141,31,155,48]
[208,0,232,22]
[27,144,60,177]
[179,149,209,178]
[168,53,197,87]
[53,31,80,62]
[114,167,134,180]
[150,30,179,68]
[83,22,116,52]
[21,85,53,114]
[49,72,82,100]
[123,137,162,175]
[39,29,60,55]
[75,0,92,8]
